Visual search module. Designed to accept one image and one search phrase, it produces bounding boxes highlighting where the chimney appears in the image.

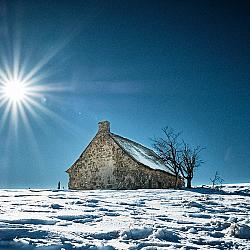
[98,121,110,134]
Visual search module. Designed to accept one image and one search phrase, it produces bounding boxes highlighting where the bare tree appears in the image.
[210,171,224,189]
[152,127,182,188]
[180,143,204,188]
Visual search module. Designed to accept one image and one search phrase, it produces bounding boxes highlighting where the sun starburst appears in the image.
[1,77,27,102]
[0,52,63,133]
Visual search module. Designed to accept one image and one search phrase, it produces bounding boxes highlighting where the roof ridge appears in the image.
[110,133,155,154]
[111,133,175,175]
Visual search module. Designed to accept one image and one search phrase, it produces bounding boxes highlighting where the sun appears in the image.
[3,78,28,103]
[0,70,39,129]
[0,63,57,130]
[0,33,71,133]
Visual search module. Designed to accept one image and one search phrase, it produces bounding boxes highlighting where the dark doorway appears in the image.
[149,180,152,188]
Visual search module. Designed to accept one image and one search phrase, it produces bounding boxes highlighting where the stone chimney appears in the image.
[98,121,110,134]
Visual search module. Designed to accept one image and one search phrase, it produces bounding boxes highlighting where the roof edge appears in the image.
[110,133,176,176]
[66,132,100,173]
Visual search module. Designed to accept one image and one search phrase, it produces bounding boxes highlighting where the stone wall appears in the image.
[67,122,181,190]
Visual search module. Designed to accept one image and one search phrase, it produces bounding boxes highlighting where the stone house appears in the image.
[66,121,182,190]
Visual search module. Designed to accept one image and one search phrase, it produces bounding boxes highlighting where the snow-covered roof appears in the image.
[111,133,175,175]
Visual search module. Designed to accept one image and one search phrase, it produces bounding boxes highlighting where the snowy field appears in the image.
[0,184,249,250]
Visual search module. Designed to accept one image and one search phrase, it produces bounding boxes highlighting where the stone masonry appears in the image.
[66,121,182,190]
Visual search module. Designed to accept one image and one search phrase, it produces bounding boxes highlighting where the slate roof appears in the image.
[111,133,175,175]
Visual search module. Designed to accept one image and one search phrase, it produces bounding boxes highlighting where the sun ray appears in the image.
[0,100,12,130]
[0,68,10,83]
[18,102,42,164]
[0,98,8,109]
[0,69,50,133]
[0,44,70,130]
[21,37,71,85]
[0,23,83,156]
[24,95,82,136]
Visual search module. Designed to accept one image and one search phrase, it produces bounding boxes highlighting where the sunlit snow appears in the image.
[0,184,249,249]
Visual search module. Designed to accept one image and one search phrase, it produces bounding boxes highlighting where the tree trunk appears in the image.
[174,175,178,189]
[186,178,192,188]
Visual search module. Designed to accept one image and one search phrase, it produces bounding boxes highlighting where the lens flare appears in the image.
[3,78,27,102]
[0,58,63,132]
[0,22,78,137]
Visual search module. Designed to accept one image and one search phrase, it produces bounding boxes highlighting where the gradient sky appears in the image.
[0,0,249,188]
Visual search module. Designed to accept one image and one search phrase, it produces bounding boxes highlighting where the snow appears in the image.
[228,223,250,240]
[153,228,180,242]
[0,184,249,249]
[111,134,175,175]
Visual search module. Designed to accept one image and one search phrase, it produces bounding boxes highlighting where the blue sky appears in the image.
[0,0,249,188]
